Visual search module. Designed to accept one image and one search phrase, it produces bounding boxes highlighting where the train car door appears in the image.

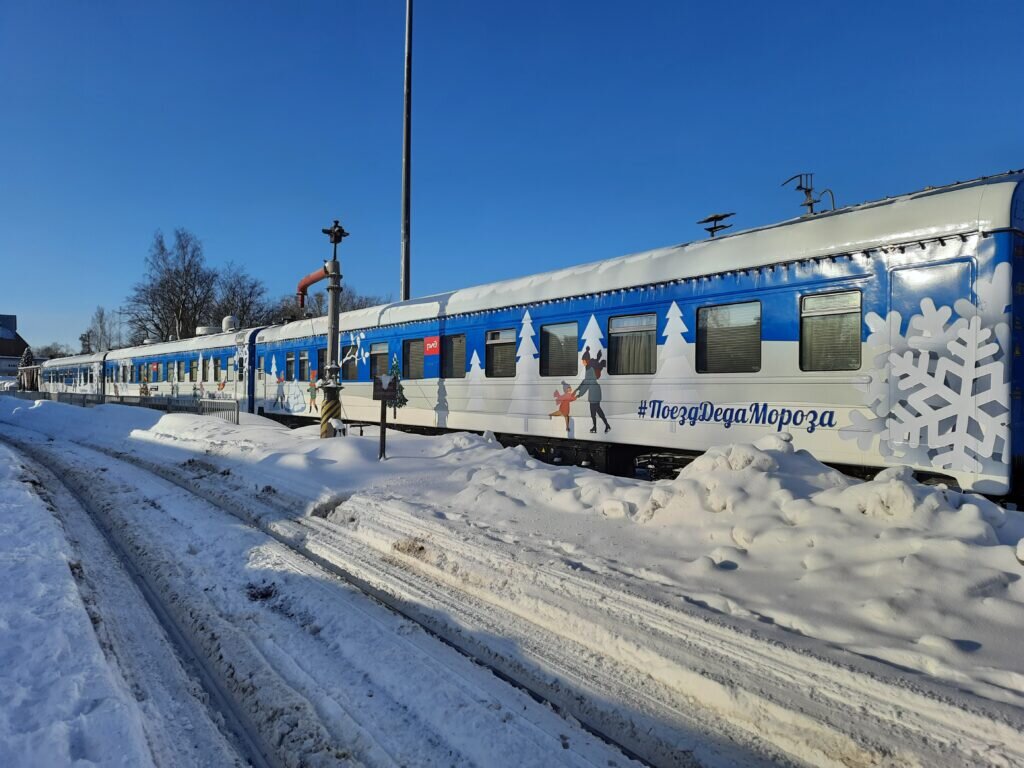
[887,260,973,456]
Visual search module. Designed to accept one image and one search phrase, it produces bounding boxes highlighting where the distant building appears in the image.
[0,315,30,377]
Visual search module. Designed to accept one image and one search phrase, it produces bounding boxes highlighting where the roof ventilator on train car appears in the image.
[697,211,735,238]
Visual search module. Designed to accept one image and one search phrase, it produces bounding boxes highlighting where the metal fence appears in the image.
[4,391,239,425]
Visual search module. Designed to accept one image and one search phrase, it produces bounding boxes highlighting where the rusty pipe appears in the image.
[296,264,328,309]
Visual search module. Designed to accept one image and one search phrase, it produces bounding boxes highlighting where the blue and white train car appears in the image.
[39,352,106,395]
[103,329,260,408]
[256,172,1024,494]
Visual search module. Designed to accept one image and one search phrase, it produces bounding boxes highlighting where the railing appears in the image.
[4,391,240,425]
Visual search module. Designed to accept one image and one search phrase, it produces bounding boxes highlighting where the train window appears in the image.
[441,334,466,378]
[540,322,578,377]
[800,291,861,371]
[257,355,265,380]
[485,329,516,378]
[696,300,761,374]
[299,351,310,382]
[202,358,210,382]
[316,348,326,381]
[190,360,197,383]
[608,314,657,375]
[177,361,185,381]
[403,339,425,380]
[341,345,357,380]
[228,356,236,382]
[369,343,389,379]
[213,358,222,382]
[285,352,295,381]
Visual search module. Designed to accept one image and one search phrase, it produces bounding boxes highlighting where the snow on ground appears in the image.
[0,443,154,767]
[1,396,1022,708]
[0,404,653,768]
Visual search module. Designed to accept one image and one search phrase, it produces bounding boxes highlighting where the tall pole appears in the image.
[400,0,413,301]
[320,220,348,438]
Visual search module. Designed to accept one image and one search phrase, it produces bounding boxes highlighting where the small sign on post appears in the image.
[373,374,398,459]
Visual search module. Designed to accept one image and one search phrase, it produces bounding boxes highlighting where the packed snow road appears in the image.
[0,442,249,768]
[0,427,644,768]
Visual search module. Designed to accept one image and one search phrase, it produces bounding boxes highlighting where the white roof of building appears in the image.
[258,173,1022,344]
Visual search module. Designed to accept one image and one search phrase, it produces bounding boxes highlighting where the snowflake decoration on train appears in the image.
[842,266,1011,473]
[889,317,1008,473]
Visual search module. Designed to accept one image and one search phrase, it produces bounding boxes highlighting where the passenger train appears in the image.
[34,171,1024,495]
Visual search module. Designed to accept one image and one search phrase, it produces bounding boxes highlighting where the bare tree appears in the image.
[81,306,118,351]
[34,342,74,359]
[266,285,384,324]
[213,263,273,327]
[338,285,384,312]
[124,229,219,341]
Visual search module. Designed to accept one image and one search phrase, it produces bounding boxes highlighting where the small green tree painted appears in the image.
[387,353,407,416]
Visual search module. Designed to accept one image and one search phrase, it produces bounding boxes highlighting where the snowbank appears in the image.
[3,394,1024,705]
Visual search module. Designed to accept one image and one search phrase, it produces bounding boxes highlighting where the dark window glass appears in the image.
[299,351,310,382]
[800,291,861,371]
[285,353,294,381]
[190,360,197,382]
[214,358,222,382]
[316,348,326,381]
[485,328,516,378]
[341,344,358,380]
[403,339,425,379]
[441,334,466,378]
[609,313,657,375]
[696,301,761,373]
[369,343,389,379]
[257,355,264,380]
[540,322,578,377]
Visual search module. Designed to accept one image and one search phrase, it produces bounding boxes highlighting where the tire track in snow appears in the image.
[0,426,643,768]
[67,441,791,767]
[84,436,1024,767]
[0,438,283,768]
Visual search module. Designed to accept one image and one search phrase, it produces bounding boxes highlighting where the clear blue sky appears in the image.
[2,1,1022,348]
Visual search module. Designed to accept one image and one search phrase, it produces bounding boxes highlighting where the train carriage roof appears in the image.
[104,329,253,362]
[40,352,106,369]
[258,172,1022,344]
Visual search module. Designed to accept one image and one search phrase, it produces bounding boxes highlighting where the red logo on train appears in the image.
[424,336,440,356]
